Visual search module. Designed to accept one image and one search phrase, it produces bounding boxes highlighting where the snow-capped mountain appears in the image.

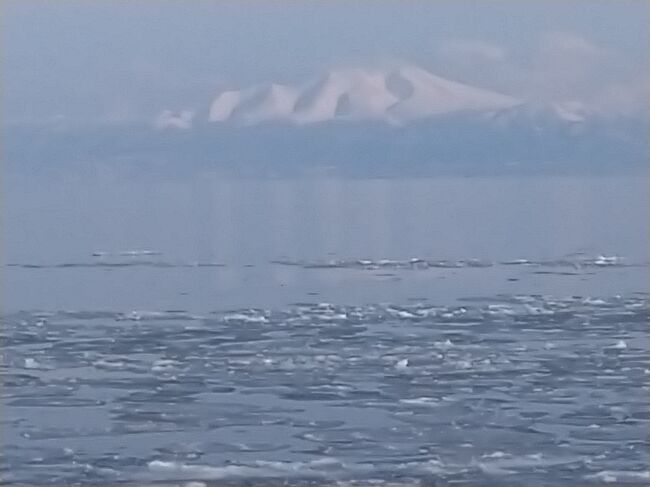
[208,66,521,126]
[7,64,647,178]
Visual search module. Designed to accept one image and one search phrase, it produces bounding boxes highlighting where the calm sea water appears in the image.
[2,175,649,486]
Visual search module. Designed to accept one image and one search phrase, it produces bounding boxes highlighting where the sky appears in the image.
[2,0,649,125]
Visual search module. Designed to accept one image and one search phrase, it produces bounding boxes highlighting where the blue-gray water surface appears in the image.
[2,175,649,486]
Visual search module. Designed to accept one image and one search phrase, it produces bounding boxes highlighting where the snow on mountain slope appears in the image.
[292,68,399,123]
[208,65,521,126]
[208,90,246,122]
[386,66,520,121]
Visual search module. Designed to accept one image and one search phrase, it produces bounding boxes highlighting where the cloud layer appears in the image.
[434,32,649,118]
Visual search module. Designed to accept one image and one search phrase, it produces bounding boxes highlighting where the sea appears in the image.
[2,174,649,486]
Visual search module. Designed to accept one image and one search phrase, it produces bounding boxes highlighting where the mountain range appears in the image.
[206,66,523,126]
[5,65,648,177]
[192,65,625,129]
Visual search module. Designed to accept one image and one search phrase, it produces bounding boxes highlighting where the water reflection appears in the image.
[7,175,648,263]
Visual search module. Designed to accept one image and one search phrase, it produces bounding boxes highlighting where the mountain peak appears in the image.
[208,65,521,126]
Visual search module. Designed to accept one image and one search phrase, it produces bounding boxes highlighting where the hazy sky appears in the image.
[3,0,649,124]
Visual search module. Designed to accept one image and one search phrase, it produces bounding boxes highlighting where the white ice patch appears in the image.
[455,360,473,369]
[487,304,515,316]
[386,308,418,319]
[147,458,344,479]
[524,305,555,315]
[585,470,650,483]
[434,339,454,349]
[148,460,265,479]
[593,255,621,266]
[609,340,628,350]
[151,359,182,372]
[122,311,164,321]
[23,358,41,369]
[395,358,409,370]
[400,397,440,407]
[482,451,509,458]
[120,249,161,256]
[223,313,268,323]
